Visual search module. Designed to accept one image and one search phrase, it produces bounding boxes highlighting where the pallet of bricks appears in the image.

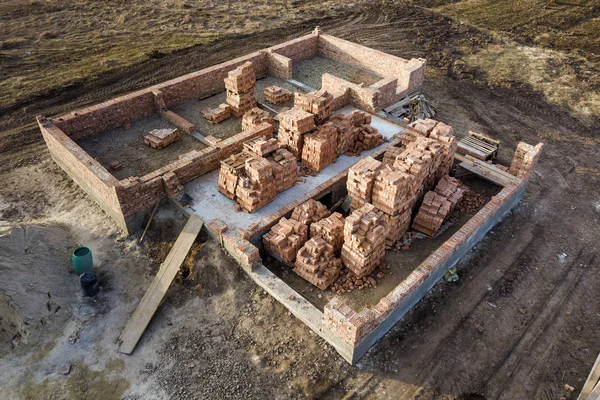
[277,108,315,158]
[264,85,292,105]
[412,175,465,236]
[340,203,388,278]
[225,61,256,117]
[218,136,297,212]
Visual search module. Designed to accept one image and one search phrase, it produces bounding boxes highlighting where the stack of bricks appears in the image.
[340,204,388,278]
[371,166,416,246]
[242,107,274,131]
[310,212,345,253]
[434,175,465,211]
[225,61,256,118]
[345,111,384,155]
[382,146,403,167]
[267,148,298,193]
[294,89,335,123]
[263,217,308,264]
[509,142,544,179]
[412,175,465,236]
[294,236,342,290]
[346,157,384,211]
[244,136,279,157]
[290,198,331,225]
[143,128,180,149]
[235,156,277,212]
[329,114,355,156]
[411,191,452,237]
[407,118,457,180]
[201,104,231,124]
[264,85,292,105]
[301,122,338,172]
[218,151,253,200]
[277,108,316,158]
[393,136,443,200]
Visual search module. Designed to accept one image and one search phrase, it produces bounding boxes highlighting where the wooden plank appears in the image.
[457,155,518,187]
[457,142,488,160]
[118,214,204,354]
[579,351,600,400]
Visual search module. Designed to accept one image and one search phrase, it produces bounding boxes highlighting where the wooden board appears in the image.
[456,154,518,187]
[579,351,600,400]
[118,214,204,354]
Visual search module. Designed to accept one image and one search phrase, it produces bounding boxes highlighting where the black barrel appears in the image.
[79,271,99,297]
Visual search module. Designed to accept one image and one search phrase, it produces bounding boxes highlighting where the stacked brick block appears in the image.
[235,156,276,212]
[218,151,253,200]
[393,136,443,199]
[244,137,279,157]
[201,104,231,124]
[310,212,345,253]
[329,114,355,156]
[290,199,331,225]
[301,123,338,172]
[267,148,298,193]
[295,89,335,123]
[382,146,403,167]
[341,204,388,278]
[412,175,465,236]
[294,236,343,290]
[407,119,457,181]
[143,128,180,149]
[264,85,292,105]
[225,61,257,118]
[346,157,384,211]
[242,107,274,131]
[263,217,309,264]
[277,108,316,158]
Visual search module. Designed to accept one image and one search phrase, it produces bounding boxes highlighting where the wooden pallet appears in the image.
[118,214,204,354]
[455,154,518,187]
[579,352,600,399]
[457,131,499,161]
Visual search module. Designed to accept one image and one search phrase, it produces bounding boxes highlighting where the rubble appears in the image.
[264,85,292,105]
[143,128,180,149]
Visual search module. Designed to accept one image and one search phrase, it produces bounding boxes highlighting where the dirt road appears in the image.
[1,2,599,399]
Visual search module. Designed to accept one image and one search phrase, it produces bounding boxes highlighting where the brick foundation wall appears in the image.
[266,51,293,80]
[268,34,319,61]
[318,34,426,100]
[37,117,127,230]
[322,177,531,349]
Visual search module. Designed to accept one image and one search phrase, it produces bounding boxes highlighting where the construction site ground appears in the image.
[1,1,599,399]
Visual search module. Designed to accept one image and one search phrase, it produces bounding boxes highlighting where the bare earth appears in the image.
[1,1,599,399]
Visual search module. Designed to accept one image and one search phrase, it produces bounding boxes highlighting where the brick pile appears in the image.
[346,157,384,211]
[341,204,388,278]
[201,104,231,124]
[264,85,292,105]
[310,212,345,253]
[218,151,253,200]
[294,89,335,123]
[294,236,342,290]
[412,175,465,236]
[267,148,298,193]
[371,166,416,246]
[143,128,180,149]
[290,198,330,225]
[411,191,452,237]
[301,122,338,172]
[329,114,355,156]
[277,108,316,158]
[242,107,274,131]
[263,217,308,264]
[406,119,457,180]
[225,61,256,117]
[333,111,384,156]
[235,156,277,212]
[509,142,544,179]
[382,146,403,167]
[393,136,443,197]
[244,136,279,157]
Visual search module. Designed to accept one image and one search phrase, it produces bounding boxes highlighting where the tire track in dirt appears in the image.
[481,249,591,399]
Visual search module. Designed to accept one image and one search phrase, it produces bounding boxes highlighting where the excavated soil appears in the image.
[1,2,600,399]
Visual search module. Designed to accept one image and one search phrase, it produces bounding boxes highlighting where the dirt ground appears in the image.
[1,1,600,399]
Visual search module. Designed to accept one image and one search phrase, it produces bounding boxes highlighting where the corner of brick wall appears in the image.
[222,234,262,272]
[322,297,378,347]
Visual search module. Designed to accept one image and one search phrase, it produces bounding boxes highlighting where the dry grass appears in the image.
[0,0,365,109]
